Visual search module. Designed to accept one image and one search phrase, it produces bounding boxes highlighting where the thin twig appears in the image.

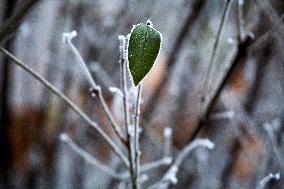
[256,172,280,189]
[140,157,172,173]
[209,110,235,120]
[201,0,232,106]
[63,31,126,144]
[119,157,173,179]
[118,35,125,92]
[163,127,173,157]
[118,35,131,138]
[236,0,244,42]
[249,14,284,53]
[119,35,137,189]
[0,0,40,41]
[60,133,172,180]
[254,0,284,37]
[60,133,125,179]
[148,139,215,189]
[187,33,254,145]
[263,121,284,174]
[134,84,142,189]
[0,47,130,168]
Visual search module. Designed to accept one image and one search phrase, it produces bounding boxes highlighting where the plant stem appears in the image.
[134,84,142,189]
[147,139,214,189]
[257,172,280,189]
[65,35,127,144]
[60,133,125,179]
[119,36,137,189]
[201,0,231,106]
[119,36,131,139]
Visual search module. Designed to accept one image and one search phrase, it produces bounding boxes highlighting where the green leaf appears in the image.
[128,20,161,86]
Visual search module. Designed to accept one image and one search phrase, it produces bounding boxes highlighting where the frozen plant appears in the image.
[0,20,215,189]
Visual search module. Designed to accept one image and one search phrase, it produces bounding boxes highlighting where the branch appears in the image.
[140,157,172,173]
[119,157,173,180]
[61,132,172,181]
[60,133,125,180]
[201,0,232,103]
[186,33,254,145]
[0,0,40,41]
[256,172,280,189]
[236,0,244,42]
[148,139,215,189]
[63,31,126,144]
[118,35,131,138]
[163,127,173,157]
[209,110,235,120]
[0,47,130,168]
[263,120,284,174]
[134,84,142,189]
[118,35,137,189]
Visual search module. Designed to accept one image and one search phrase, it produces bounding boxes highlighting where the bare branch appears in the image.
[187,33,254,145]
[201,0,232,106]
[118,157,173,180]
[0,0,40,41]
[140,157,172,173]
[0,47,130,168]
[134,84,142,189]
[63,31,126,144]
[256,172,280,189]
[118,35,137,189]
[118,35,131,138]
[61,133,172,181]
[263,120,284,174]
[163,127,173,157]
[60,133,125,180]
[148,139,215,189]
[210,110,235,120]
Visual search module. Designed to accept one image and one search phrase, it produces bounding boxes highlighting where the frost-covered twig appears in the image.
[163,127,173,157]
[118,35,131,137]
[148,139,215,189]
[263,120,284,173]
[63,31,97,88]
[141,157,172,172]
[210,110,235,120]
[60,133,172,181]
[60,133,125,179]
[134,84,142,189]
[256,172,280,189]
[117,157,173,180]
[109,87,124,97]
[0,47,130,168]
[63,31,126,144]
[118,35,137,189]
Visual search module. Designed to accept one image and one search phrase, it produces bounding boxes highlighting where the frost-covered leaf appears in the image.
[128,20,161,86]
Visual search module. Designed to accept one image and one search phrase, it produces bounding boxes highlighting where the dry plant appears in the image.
[0,29,215,189]
[0,0,283,189]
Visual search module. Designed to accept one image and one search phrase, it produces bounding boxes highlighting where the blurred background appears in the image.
[0,0,284,188]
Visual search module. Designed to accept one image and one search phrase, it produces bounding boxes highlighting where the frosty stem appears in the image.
[119,35,138,189]
[64,31,127,144]
[134,84,142,189]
